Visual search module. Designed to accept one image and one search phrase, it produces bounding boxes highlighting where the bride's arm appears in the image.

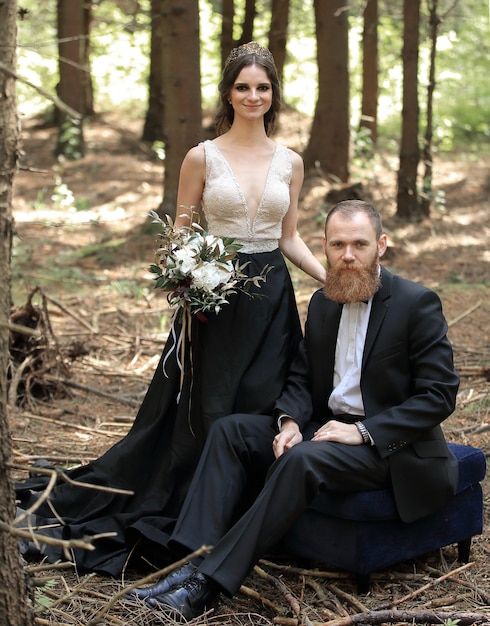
[279,150,326,284]
[174,145,206,228]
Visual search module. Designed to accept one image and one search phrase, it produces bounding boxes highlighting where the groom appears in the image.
[129,199,460,620]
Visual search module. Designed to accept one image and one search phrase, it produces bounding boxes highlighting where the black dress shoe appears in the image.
[147,572,219,619]
[126,561,197,601]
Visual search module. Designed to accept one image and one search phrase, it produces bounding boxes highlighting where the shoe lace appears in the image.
[182,573,207,597]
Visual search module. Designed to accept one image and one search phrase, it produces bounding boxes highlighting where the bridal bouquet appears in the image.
[148,210,270,318]
[149,210,270,396]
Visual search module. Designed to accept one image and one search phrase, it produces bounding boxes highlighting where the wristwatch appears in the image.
[355,420,371,445]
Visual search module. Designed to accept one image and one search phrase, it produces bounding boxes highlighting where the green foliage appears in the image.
[34,578,57,608]
[57,118,84,161]
[14,0,489,150]
[107,280,150,301]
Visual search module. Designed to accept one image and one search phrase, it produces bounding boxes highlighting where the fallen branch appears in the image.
[395,561,475,605]
[305,579,345,619]
[42,292,97,333]
[47,376,141,408]
[17,410,129,438]
[255,564,314,626]
[0,520,107,556]
[239,584,284,613]
[373,561,476,611]
[448,300,482,327]
[324,582,368,614]
[320,609,490,626]
[9,462,134,497]
[0,320,42,337]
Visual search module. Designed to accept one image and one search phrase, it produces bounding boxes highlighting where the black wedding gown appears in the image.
[15,140,304,577]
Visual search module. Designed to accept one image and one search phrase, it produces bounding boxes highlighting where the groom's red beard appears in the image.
[324,257,381,303]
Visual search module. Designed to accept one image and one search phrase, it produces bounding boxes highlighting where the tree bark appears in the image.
[159,0,202,218]
[396,0,421,220]
[0,1,35,623]
[303,0,350,182]
[360,0,378,143]
[221,0,235,70]
[268,0,290,89]
[240,0,256,44]
[142,0,165,142]
[56,0,91,158]
[420,0,440,217]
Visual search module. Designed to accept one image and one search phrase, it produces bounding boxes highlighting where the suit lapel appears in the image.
[362,268,392,367]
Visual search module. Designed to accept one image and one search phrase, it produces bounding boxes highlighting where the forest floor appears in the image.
[8,110,490,625]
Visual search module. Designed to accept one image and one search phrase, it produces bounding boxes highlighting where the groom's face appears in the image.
[322,211,387,304]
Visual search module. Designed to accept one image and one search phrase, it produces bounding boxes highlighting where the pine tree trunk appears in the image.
[268,0,290,88]
[159,0,202,218]
[142,0,165,142]
[396,0,421,220]
[0,1,35,621]
[303,0,350,182]
[56,0,89,158]
[360,0,378,143]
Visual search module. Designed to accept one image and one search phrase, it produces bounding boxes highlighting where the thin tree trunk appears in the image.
[221,0,235,70]
[396,0,421,220]
[159,0,202,218]
[142,0,165,142]
[0,1,35,621]
[420,0,440,216]
[268,0,290,89]
[56,0,89,158]
[360,0,378,143]
[240,0,256,44]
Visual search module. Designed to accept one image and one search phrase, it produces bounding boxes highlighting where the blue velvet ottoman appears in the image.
[282,443,486,593]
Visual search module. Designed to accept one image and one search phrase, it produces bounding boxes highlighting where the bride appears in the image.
[15,41,326,577]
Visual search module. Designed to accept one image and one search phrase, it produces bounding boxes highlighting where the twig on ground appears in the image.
[324,583,368,614]
[17,410,129,438]
[48,377,141,407]
[304,579,341,619]
[373,561,475,610]
[0,320,42,336]
[255,564,315,626]
[10,462,134,497]
[239,584,284,613]
[43,292,98,333]
[448,301,482,327]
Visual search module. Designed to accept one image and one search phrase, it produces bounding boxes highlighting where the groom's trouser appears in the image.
[170,413,390,595]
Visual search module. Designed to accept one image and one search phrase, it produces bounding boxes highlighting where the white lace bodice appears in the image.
[201,140,292,253]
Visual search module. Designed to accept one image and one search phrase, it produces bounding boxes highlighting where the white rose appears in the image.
[173,243,200,274]
[192,262,233,292]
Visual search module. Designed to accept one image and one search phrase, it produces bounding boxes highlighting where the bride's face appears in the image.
[228,64,273,120]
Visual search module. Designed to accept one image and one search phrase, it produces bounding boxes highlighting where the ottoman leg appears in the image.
[458,537,472,562]
[356,573,371,594]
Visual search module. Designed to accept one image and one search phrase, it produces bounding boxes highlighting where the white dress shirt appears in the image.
[328,299,372,416]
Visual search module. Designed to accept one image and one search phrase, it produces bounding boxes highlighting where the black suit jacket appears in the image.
[275,268,460,522]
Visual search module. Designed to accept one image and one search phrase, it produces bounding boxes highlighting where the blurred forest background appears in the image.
[13,0,490,218]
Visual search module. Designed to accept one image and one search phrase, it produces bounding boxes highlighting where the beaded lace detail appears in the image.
[201,140,292,254]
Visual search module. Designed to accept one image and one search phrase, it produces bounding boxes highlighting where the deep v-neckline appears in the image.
[211,141,277,229]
